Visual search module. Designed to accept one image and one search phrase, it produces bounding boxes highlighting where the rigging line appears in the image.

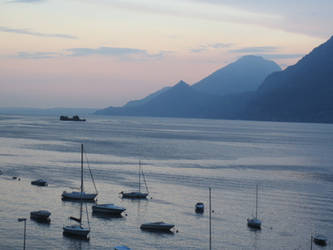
[141,168,149,194]
[84,150,98,194]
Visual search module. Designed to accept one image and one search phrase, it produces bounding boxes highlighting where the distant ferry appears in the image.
[60,115,86,121]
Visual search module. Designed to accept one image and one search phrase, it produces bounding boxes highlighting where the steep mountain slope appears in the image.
[192,55,281,96]
[251,36,333,122]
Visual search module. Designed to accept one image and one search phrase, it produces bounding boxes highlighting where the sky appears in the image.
[0,0,332,108]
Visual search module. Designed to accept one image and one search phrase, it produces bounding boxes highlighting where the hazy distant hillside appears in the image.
[96,80,253,118]
[192,55,281,96]
[250,35,333,123]
[124,86,171,108]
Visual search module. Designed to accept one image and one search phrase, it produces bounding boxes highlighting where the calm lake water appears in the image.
[0,115,332,249]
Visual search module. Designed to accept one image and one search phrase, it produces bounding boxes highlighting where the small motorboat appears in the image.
[114,246,131,250]
[140,221,174,231]
[313,234,328,246]
[31,179,48,186]
[62,191,97,201]
[92,203,126,215]
[247,218,261,229]
[120,191,148,199]
[195,202,204,213]
[30,210,51,222]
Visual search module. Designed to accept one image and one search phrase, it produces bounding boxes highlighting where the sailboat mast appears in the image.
[80,144,83,227]
[139,160,141,193]
[209,187,212,250]
[255,184,258,219]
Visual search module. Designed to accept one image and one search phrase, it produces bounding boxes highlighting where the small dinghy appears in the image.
[195,202,204,213]
[30,210,51,222]
[313,234,328,246]
[92,203,126,215]
[140,221,174,232]
[31,179,48,186]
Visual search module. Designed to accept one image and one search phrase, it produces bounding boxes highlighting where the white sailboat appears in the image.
[62,144,98,201]
[247,184,262,229]
[120,161,149,199]
[63,144,91,238]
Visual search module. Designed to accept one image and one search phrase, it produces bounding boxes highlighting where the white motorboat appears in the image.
[30,210,51,222]
[140,221,174,231]
[62,144,98,202]
[31,179,48,186]
[195,202,204,213]
[92,203,126,215]
[313,234,328,246]
[247,184,262,230]
[121,161,149,199]
[63,144,91,239]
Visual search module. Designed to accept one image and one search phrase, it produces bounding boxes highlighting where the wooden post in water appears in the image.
[209,187,212,250]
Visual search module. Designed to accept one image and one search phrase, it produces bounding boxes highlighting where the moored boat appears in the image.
[30,210,51,222]
[92,203,126,215]
[63,225,90,238]
[140,221,174,231]
[121,161,149,199]
[247,184,262,230]
[114,246,131,250]
[195,202,204,213]
[62,144,98,202]
[62,191,97,201]
[31,179,48,186]
[313,234,328,246]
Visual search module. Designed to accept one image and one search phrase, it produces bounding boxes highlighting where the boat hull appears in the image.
[92,204,126,215]
[121,192,148,199]
[140,222,174,231]
[195,202,204,213]
[62,191,97,201]
[30,210,51,222]
[31,179,48,186]
[63,225,90,238]
[247,218,261,229]
[313,235,327,246]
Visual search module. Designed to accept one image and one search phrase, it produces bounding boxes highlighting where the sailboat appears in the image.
[120,161,149,199]
[63,144,91,238]
[62,144,98,201]
[247,184,262,229]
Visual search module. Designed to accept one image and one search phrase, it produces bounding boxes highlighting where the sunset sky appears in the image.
[1,0,332,108]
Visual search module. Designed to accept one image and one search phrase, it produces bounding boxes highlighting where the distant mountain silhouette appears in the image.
[192,55,281,96]
[96,55,279,118]
[250,35,333,123]
[124,86,171,108]
[96,37,333,124]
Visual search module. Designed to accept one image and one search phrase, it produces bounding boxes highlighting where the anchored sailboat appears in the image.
[120,161,149,199]
[247,184,262,229]
[63,144,91,238]
[62,144,98,201]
